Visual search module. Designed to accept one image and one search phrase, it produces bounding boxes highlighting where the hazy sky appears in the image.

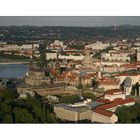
[0,16,140,26]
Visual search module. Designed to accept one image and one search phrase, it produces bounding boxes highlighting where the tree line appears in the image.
[0,89,57,123]
[115,103,140,123]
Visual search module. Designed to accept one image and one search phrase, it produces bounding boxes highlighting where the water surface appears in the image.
[0,64,29,78]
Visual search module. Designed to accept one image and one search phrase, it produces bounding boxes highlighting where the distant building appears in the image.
[51,40,64,47]
[82,52,94,66]
[137,51,140,61]
[102,65,119,73]
[59,54,84,61]
[25,68,50,86]
[0,44,39,51]
[98,78,120,91]
[49,40,66,51]
[46,52,58,60]
[104,89,125,101]
[101,52,130,62]
[84,41,110,50]
[119,63,138,72]
[134,37,140,46]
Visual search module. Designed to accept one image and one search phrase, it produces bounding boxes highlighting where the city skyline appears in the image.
[0,16,140,27]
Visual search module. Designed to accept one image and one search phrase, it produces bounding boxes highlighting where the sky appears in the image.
[0,16,140,27]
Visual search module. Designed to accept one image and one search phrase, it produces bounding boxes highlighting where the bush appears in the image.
[0,89,17,99]
[82,92,96,101]
[59,95,80,103]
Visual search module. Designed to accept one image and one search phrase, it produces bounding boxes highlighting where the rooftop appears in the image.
[94,108,114,117]
[54,103,90,112]
[104,89,123,95]
[97,98,136,110]
[98,78,120,85]
[54,101,104,112]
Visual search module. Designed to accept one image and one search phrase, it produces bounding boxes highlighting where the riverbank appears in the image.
[0,61,30,65]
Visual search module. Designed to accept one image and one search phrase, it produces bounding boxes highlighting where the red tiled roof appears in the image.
[98,78,119,85]
[120,64,137,68]
[96,98,111,104]
[82,73,96,79]
[98,102,118,110]
[97,98,136,110]
[113,98,135,105]
[104,89,122,95]
[94,108,114,117]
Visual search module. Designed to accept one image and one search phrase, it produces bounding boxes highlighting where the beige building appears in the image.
[25,68,50,86]
[82,52,94,66]
[54,104,92,122]
[54,100,103,122]
[98,78,120,91]
[46,52,58,60]
[137,51,140,61]
[54,97,136,123]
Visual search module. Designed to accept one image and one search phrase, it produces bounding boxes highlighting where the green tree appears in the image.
[47,112,57,123]
[26,95,47,122]
[115,103,140,123]
[37,43,47,68]
[13,107,34,123]
[91,79,98,88]
[0,89,16,100]
[0,102,12,114]
[2,114,13,123]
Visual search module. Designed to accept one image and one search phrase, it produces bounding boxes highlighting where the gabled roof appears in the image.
[96,98,111,104]
[94,108,114,117]
[96,98,136,110]
[104,89,122,95]
[98,78,120,85]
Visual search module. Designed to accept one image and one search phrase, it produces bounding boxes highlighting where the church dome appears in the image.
[82,52,93,66]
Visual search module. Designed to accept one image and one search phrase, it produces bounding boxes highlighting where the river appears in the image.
[0,64,29,78]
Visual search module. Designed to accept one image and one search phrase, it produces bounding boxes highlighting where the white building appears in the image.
[101,52,130,62]
[0,44,39,51]
[59,54,84,61]
[53,40,63,47]
[85,41,110,50]
[135,37,140,46]
[50,40,65,48]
